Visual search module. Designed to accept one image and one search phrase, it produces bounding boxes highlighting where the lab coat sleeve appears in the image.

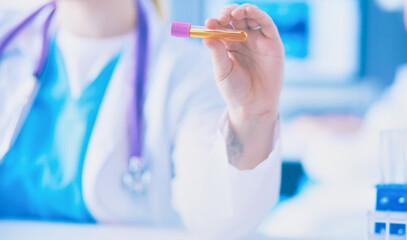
[171,78,282,239]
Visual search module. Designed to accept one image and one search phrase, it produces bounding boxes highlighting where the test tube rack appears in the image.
[369,185,407,240]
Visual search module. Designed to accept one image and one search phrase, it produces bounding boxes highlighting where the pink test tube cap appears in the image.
[171,22,191,38]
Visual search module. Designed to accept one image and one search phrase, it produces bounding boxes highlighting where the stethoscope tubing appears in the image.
[0,2,56,76]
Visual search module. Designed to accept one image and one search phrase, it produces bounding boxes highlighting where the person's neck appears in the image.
[56,0,137,38]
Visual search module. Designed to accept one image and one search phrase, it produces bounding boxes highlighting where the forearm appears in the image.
[173,110,282,239]
[226,109,277,170]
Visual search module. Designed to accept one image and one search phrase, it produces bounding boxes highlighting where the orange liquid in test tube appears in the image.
[171,22,247,42]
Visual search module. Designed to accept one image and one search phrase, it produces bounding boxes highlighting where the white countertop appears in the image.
[0,220,287,240]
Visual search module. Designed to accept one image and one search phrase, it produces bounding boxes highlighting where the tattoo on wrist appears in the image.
[226,126,244,164]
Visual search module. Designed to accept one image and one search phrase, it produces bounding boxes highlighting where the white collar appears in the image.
[56,29,135,98]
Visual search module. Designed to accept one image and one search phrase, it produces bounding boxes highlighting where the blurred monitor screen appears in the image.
[234,1,310,59]
[208,0,360,83]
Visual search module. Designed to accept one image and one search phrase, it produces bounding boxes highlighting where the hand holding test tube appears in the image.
[174,4,285,170]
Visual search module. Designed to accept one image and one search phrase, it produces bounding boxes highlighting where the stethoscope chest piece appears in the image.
[122,156,151,195]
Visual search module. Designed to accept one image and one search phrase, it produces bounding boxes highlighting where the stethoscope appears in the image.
[0,1,150,195]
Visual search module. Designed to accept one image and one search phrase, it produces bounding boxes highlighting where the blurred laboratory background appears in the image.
[1,0,407,239]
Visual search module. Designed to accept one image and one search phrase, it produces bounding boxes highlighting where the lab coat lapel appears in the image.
[0,5,54,161]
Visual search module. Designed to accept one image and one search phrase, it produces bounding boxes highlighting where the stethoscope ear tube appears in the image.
[34,4,57,77]
[0,2,56,74]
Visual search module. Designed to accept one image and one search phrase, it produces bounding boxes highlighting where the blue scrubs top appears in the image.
[0,37,120,222]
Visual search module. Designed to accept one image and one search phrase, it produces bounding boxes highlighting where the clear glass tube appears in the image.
[380,129,407,184]
[189,25,247,42]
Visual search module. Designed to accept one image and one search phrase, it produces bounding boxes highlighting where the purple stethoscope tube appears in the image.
[0,1,150,194]
[0,2,56,76]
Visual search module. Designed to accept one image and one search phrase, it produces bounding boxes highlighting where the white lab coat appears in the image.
[0,1,281,239]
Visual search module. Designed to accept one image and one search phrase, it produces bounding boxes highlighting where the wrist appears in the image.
[225,108,279,170]
[227,107,278,148]
[228,107,278,130]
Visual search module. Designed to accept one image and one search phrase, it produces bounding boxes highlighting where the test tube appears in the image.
[171,22,247,42]
[380,129,407,184]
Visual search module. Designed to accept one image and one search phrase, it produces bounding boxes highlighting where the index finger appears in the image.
[234,5,279,39]
[217,4,239,26]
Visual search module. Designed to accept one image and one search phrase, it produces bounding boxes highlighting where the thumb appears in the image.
[202,38,232,82]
